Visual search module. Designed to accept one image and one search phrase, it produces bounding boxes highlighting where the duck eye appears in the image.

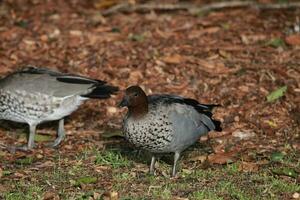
[134,93,138,97]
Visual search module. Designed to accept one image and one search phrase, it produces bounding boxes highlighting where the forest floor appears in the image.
[0,0,299,199]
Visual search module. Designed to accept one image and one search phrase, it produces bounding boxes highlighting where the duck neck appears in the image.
[128,99,148,119]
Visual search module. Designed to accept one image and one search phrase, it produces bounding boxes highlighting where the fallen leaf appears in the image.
[264,120,278,128]
[43,191,60,200]
[188,27,220,39]
[173,197,189,200]
[101,130,124,138]
[0,167,2,178]
[208,152,236,164]
[69,30,83,37]
[106,106,117,114]
[189,155,207,163]
[129,70,143,83]
[161,54,185,64]
[285,34,300,46]
[293,192,300,199]
[238,161,259,172]
[267,86,287,102]
[241,34,266,45]
[35,161,55,168]
[103,191,119,200]
[0,184,8,193]
[197,59,233,74]
[232,130,256,140]
[13,172,26,178]
[94,192,102,199]
[94,165,111,173]
[128,33,144,42]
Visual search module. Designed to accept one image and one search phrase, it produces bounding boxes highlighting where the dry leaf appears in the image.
[238,161,259,172]
[189,155,207,163]
[232,130,256,140]
[129,70,143,83]
[43,191,60,200]
[241,34,266,44]
[0,184,8,193]
[14,172,26,178]
[107,106,117,114]
[208,152,236,164]
[197,59,232,74]
[285,34,300,46]
[69,30,83,37]
[293,192,300,199]
[161,54,185,64]
[103,191,119,200]
[188,27,220,39]
[94,192,102,199]
[35,161,55,168]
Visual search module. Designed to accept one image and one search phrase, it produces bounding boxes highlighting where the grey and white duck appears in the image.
[0,66,118,150]
[119,85,221,177]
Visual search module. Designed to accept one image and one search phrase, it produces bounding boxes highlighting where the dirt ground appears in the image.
[0,0,299,199]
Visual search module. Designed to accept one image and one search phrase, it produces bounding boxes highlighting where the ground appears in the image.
[0,0,299,199]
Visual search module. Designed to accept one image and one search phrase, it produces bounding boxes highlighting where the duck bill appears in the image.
[118,96,129,107]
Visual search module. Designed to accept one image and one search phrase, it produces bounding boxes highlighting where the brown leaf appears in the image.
[238,161,259,172]
[35,161,55,168]
[285,34,300,46]
[0,184,8,193]
[13,172,26,178]
[293,192,300,199]
[129,70,143,83]
[188,27,220,39]
[189,155,207,163]
[208,151,236,164]
[232,130,256,140]
[0,167,2,178]
[197,59,233,74]
[43,191,60,200]
[103,191,119,200]
[161,54,185,64]
[69,30,83,37]
[240,34,266,45]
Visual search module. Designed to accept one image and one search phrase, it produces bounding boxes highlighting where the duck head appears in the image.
[119,85,148,118]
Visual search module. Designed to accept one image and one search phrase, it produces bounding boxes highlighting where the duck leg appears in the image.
[14,123,37,151]
[27,124,37,149]
[48,118,65,148]
[149,155,156,174]
[171,152,181,177]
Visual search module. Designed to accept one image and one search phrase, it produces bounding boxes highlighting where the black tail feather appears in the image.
[82,84,119,99]
[212,119,222,132]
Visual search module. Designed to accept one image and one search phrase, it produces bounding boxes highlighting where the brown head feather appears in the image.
[119,85,148,119]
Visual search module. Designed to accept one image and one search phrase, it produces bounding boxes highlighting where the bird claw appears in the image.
[46,137,64,148]
[149,169,155,175]
[7,144,36,152]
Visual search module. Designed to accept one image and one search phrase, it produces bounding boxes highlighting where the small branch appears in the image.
[101,1,300,16]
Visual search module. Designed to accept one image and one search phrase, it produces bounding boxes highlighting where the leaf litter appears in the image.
[0,0,299,199]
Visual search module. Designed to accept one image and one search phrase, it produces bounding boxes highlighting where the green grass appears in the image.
[1,146,299,200]
[3,183,43,200]
[94,149,132,169]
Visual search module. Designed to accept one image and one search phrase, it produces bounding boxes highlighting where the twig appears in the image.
[101,1,300,16]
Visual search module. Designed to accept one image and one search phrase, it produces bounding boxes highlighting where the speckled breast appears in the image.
[0,89,60,124]
[123,108,174,153]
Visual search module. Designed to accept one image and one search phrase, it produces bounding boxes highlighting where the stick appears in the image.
[101,1,300,16]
